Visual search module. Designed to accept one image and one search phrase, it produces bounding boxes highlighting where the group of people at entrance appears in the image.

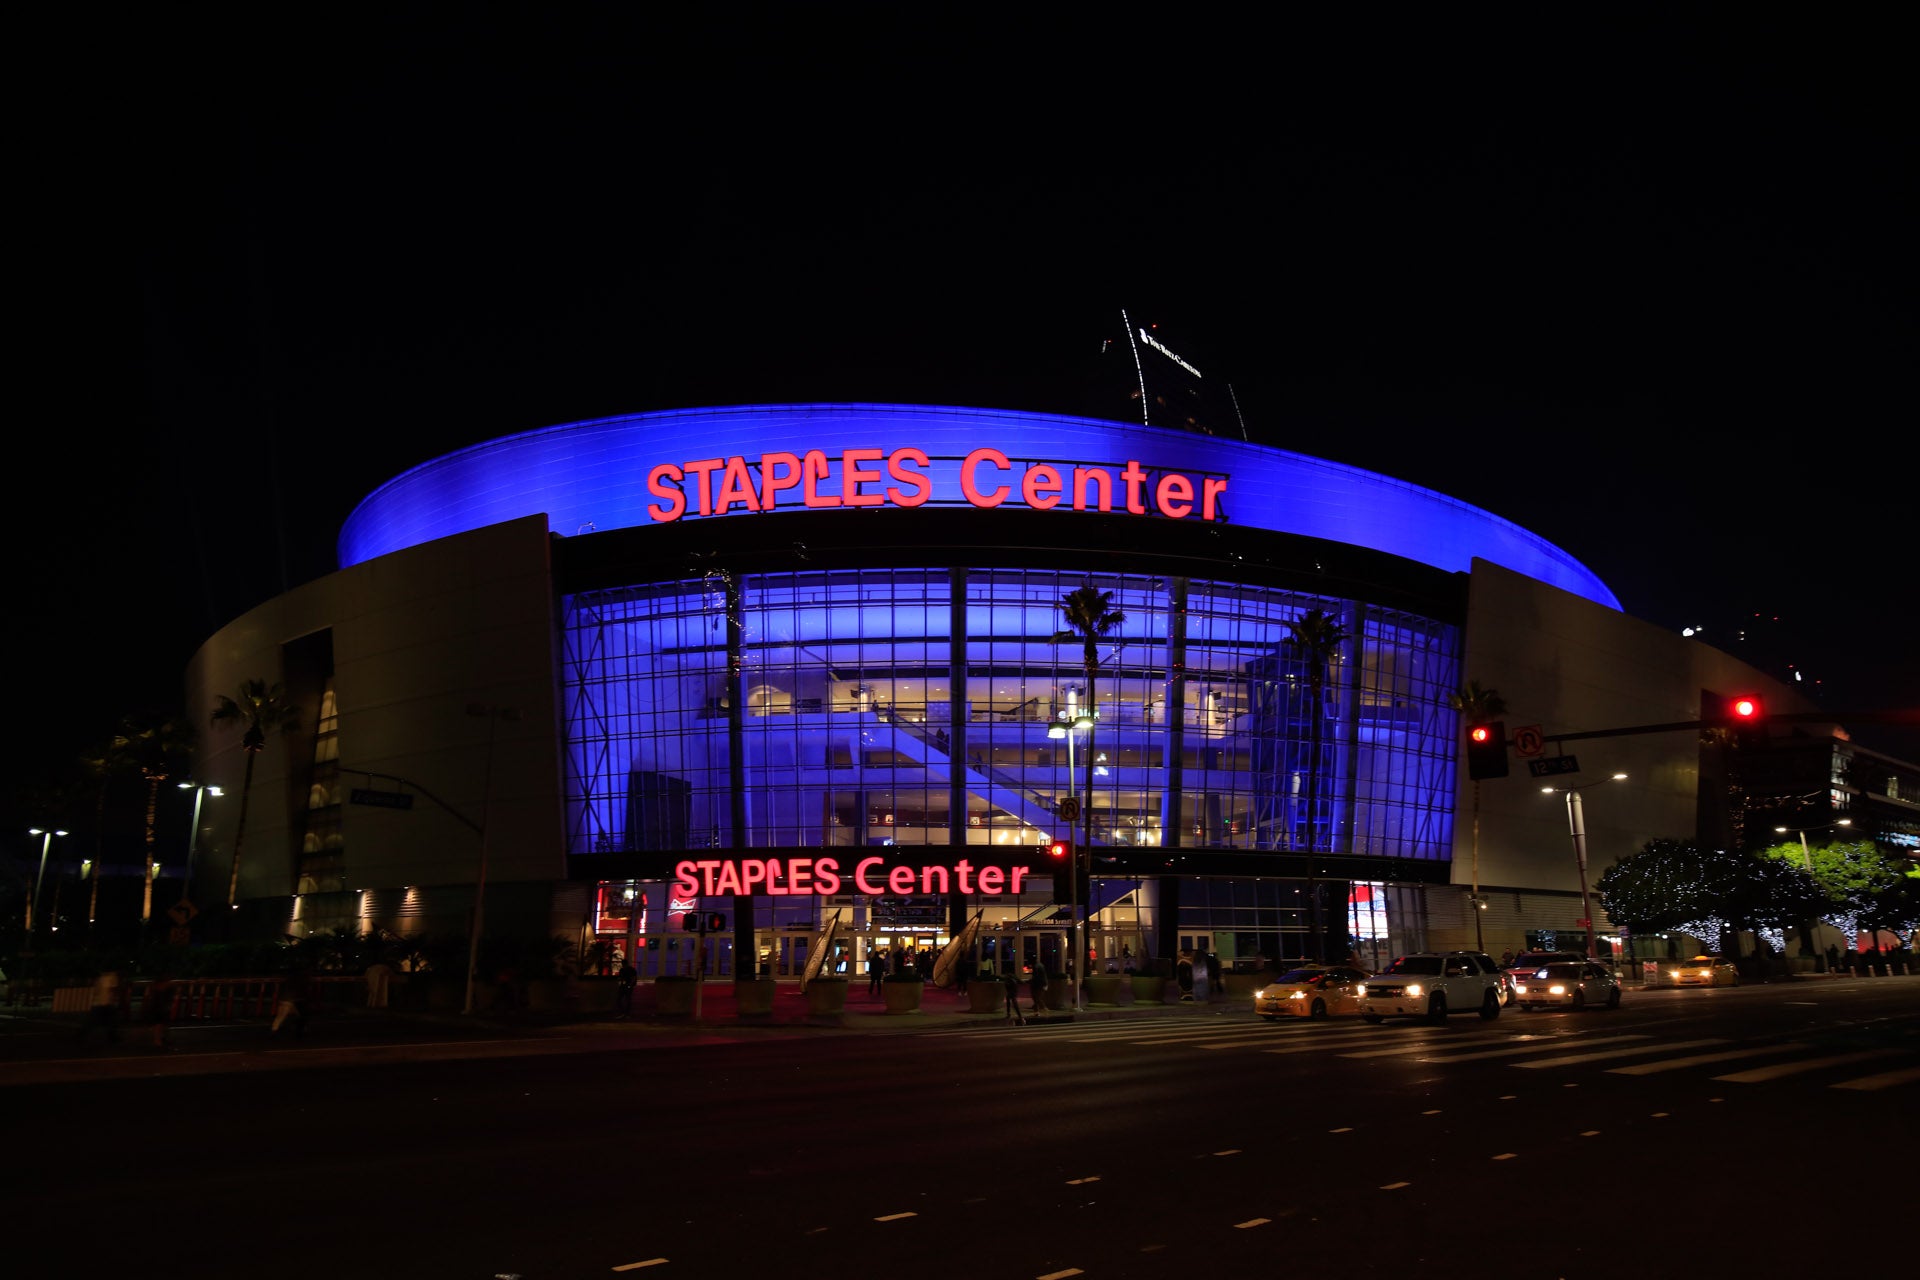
[866,944,936,993]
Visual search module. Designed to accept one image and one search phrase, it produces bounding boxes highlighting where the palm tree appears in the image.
[113,711,196,924]
[211,679,301,907]
[1448,680,1509,953]
[1057,583,1127,859]
[1284,607,1351,961]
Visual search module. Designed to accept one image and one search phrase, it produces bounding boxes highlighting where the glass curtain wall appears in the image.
[560,568,1459,865]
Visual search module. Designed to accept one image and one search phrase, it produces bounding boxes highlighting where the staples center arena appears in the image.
[186,398,1828,982]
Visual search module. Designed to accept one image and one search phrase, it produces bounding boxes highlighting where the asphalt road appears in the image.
[7,978,1912,1279]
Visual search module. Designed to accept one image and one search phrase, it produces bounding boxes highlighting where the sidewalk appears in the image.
[0,980,1243,1087]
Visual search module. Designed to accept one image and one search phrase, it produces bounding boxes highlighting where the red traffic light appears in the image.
[1469,725,1494,745]
[1729,696,1761,720]
[1047,841,1069,861]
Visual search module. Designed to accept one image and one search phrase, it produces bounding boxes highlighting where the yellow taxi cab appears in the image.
[1662,955,1739,987]
[1254,965,1370,1020]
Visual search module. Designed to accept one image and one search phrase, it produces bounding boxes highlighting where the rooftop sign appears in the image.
[645,447,1229,524]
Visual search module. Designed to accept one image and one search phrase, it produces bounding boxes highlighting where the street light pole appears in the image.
[1545,773,1627,960]
[463,703,519,1016]
[1050,708,1094,1013]
[26,827,67,941]
[177,783,222,904]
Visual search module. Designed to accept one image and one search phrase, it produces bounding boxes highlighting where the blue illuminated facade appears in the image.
[311,403,1627,969]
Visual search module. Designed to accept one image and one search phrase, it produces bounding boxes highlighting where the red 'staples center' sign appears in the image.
[645,448,1228,523]
[673,856,1035,899]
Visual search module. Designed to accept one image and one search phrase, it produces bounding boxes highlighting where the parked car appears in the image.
[1360,951,1505,1023]
[1511,960,1622,1010]
[1254,966,1370,1020]
[1662,955,1740,987]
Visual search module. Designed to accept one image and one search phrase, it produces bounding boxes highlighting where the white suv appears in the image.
[1360,951,1505,1023]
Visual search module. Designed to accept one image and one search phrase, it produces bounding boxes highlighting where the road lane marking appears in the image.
[1329,1127,1353,1133]
[1511,1038,1726,1068]
[1336,1033,1525,1058]
[1714,1049,1902,1083]
[1066,1176,1100,1185]
[1492,1153,1516,1160]
[1380,1182,1410,1190]
[1036,1269,1085,1279]
[875,1212,917,1222]
[1608,1042,1805,1075]
[612,1260,667,1271]
[1213,1149,1241,1156]
[1831,1064,1920,1091]
[1580,1130,1601,1136]
[1235,1219,1270,1228]
[1422,1109,1442,1115]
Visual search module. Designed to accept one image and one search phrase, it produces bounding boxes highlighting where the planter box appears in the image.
[1131,974,1172,1004]
[524,979,571,1012]
[1082,974,1123,1006]
[882,980,923,1014]
[967,983,1006,1014]
[654,977,698,1015]
[1044,980,1072,1011]
[734,978,777,1016]
[805,979,848,1015]
[572,978,618,1013]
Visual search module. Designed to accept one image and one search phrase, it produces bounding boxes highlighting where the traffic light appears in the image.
[1465,721,1508,780]
[1703,692,1766,747]
[706,911,727,933]
[681,912,700,932]
[1048,840,1069,862]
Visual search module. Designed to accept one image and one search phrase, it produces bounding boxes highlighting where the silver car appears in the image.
[1512,960,1621,1010]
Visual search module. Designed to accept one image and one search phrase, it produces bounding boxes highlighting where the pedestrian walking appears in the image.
[271,970,313,1038]
[615,961,637,1015]
[1825,944,1841,974]
[1028,960,1049,1016]
[867,950,886,995]
[1001,966,1026,1025]
[1204,950,1222,1001]
[363,958,394,1009]
[142,973,179,1049]
[75,965,124,1045]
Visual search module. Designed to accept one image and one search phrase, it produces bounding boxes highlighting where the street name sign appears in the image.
[1528,755,1581,778]
[350,788,415,810]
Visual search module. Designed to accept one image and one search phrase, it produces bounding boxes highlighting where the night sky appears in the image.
[13,9,1916,834]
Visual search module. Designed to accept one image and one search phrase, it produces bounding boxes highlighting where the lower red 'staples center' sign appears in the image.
[645,447,1227,523]
[673,856,1034,898]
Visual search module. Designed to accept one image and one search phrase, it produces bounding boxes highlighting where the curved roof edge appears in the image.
[340,403,1620,611]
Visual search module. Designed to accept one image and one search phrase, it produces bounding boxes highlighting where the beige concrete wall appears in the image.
[184,516,566,904]
[1456,558,1818,903]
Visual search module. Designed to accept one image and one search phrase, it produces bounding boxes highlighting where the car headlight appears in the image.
[1514,984,1528,994]
[1289,991,1306,1000]
[1548,984,1566,995]
[1356,983,1367,997]
[1404,983,1424,998]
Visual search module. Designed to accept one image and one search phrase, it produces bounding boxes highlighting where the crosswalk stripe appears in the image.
[1412,1036,1660,1064]
[1830,1063,1920,1091]
[1511,1038,1726,1068]
[1608,1043,1806,1075]
[1713,1048,1904,1083]
[1337,1033,1556,1059]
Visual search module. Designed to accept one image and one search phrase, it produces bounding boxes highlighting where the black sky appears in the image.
[14,7,1917,822]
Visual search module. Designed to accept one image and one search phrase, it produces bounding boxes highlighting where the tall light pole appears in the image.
[1542,773,1627,959]
[1775,819,1851,873]
[26,827,68,941]
[1049,706,1095,1012]
[176,782,223,905]
[464,703,519,1016]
